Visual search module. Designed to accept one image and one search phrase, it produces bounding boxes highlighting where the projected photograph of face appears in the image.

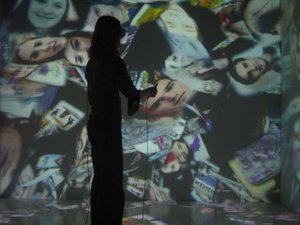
[27,0,68,32]
[13,36,68,63]
[9,32,91,67]
[8,0,70,36]
[64,35,91,66]
[233,57,269,82]
[160,4,199,38]
[140,79,193,117]
[0,0,284,207]
[230,46,281,82]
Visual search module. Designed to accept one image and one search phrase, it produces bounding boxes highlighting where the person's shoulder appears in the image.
[86,57,97,65]
[99,50,121,61]
[86,57,101,71]
[110,53,125,65]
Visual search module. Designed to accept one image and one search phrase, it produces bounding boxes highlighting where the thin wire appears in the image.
[84,97,149,225]
[140,97,149,225]
[84,150,91,225]
[84,100,90,225]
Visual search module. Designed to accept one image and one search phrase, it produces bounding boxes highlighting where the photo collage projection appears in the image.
[281,0,300,213]
[0,0,282,203]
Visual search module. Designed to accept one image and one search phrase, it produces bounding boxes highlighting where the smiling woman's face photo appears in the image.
[27,0,68,30]
[15,36,67,63]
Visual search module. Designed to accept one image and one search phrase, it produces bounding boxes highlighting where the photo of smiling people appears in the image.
[9,31,91,67]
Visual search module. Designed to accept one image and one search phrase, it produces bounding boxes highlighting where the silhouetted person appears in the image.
[85,16,157,225]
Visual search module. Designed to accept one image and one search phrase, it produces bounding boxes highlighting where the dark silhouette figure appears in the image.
[85,16,157,225]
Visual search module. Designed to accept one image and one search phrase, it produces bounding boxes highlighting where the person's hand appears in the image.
[140,84,157,100]
[147,84,157,98]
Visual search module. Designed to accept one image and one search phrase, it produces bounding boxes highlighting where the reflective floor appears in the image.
[0,199,299,225]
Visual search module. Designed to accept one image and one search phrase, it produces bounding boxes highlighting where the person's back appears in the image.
[86,50,122,117]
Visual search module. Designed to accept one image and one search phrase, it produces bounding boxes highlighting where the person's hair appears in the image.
[229,57,258,85]
[63,30,92,39]
[8,0,69,35]
[88,16,122,57]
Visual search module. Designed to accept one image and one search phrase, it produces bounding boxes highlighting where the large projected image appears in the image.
[0,0,281,203]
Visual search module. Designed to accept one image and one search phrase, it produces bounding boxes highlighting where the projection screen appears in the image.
[0,0,282,203]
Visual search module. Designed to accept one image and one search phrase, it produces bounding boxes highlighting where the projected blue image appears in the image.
[0,0,282,204]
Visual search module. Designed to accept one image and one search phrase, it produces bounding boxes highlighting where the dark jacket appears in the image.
[85,49,140,118]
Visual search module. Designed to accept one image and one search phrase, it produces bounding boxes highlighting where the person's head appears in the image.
[140,79,193,117]
[84,4,129,30]
[13,36,67,64]
[89,15,123,57]
[229,57,270,84]
[159,4,199,39]
[63,31,92,66]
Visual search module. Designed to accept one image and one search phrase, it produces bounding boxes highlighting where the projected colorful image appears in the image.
[0,0,281,204]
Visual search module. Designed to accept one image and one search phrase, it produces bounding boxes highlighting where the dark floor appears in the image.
[0,199,299,225]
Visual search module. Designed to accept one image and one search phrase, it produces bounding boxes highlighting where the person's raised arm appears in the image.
[115,56,157,99]
[114,56,157,115]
